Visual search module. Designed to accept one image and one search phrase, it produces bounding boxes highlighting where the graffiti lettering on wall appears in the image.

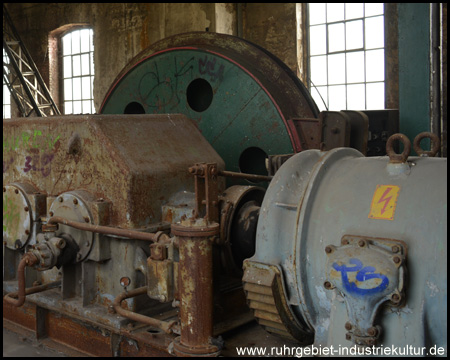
[332,258,389,296]
[3,130,60,153]
[3,156,14,174]
[23,152,55,177]
[3,130,60,177]
[3,152,56,178]
[3,194,21,232]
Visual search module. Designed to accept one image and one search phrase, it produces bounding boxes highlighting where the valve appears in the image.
[30,233,80,271]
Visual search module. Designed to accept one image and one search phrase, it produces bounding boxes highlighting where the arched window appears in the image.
[61,28,94,114]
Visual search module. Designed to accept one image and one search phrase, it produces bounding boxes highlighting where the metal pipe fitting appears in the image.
[47,216,168,243]
[5,280,61,300]
[112,286,177,334]
[4,253,39,307]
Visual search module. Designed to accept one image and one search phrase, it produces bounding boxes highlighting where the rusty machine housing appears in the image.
[3,32,447,357]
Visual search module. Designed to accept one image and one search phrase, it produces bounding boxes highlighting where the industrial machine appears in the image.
[3,33,447,357]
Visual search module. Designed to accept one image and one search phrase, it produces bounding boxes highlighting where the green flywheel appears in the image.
[100,32,319,180]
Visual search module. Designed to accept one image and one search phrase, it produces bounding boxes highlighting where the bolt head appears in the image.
[120,277,131,287]
[367,339,376,346]
[345,322,352,330]
[367,327,378,337]
[393,256,401,264]
[358,240,365,247]
[57,239,66,249]
[345,334,352,341]
[324,281,332,290]
[73,198,78,205]
[58,197,63,202]
[391,293,400,302]
[325,246,333,254]
[392,245,400,253]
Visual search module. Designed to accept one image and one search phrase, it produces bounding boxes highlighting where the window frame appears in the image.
[306,3,386,111]
[3,48,11,118]
[59,26,95,115]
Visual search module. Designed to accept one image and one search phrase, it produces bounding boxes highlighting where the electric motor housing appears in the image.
[244,147,447,350]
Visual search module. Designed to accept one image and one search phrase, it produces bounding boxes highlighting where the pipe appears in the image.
[4,253,39,307]
[171,220,220,356]
[47,216,167,243]
[112,286,177,334]
[5,280,61,299]
[218,170,273,182]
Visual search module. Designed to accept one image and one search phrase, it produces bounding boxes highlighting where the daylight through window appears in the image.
[3,48,11,118]
[308,3,385,111]
[62,28,94,114]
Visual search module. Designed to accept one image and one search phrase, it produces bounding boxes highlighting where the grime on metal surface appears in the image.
[3,30,447,358]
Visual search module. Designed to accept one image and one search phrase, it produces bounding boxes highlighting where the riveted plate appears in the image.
[3,184,32,250]
[49,191,94,262]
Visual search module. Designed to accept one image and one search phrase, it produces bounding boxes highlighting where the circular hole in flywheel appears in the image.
[239,147,269,180]
[186,78,213,112]
[124,101,145,114]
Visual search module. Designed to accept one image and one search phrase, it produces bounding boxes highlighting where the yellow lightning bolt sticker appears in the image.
[368,185,401,220]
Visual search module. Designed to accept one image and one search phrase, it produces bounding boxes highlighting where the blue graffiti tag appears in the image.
[332,258,389,296]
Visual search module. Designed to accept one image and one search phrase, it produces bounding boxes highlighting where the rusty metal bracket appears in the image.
[188,163,219,223]
[324,235,407,346]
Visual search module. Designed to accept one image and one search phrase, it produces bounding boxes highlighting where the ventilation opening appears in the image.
[186,78,213,112]
[239,147,269,181]
[124,101,145,114]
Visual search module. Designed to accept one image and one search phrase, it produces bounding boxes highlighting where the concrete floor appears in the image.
[3,327,66,357]
[3,319,299,357]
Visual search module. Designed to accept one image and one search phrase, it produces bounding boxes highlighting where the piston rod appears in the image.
[218,170,273,182]
[47,216,169,243]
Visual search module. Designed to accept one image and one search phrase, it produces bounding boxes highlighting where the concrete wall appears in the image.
[242,4,301,78]
[5,3,305,115]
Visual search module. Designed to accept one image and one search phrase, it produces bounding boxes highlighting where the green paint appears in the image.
[3,131,61,153]
[3,194,20,233]
[101,49,294,173]
[398,3,431,153]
